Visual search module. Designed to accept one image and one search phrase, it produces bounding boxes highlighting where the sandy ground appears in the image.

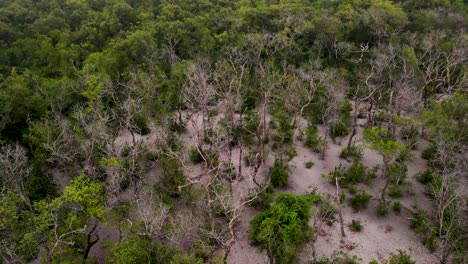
[226,118,437,263]
[88,112,437,264]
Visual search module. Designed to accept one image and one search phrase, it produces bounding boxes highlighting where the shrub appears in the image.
[410,210,429,234]
[422,232,438,252]
[248,187,274,210]
[315,251,361,264]
[158,158,187,198]
[305,161,314,169]
[319,199,337,225]
[189,147,204,164]
[327,162,375,188]
[339,146,362,161]
[388,184,403,198]
[376,199,389,216]
[329,122,349,138]
[393,201,402,213]
[421,145,436,160]
[348,220,364,232]
[387,250,416,264]
[415,170,437,185]
[349,191,371,211]
[131,113,151,135]
[249,193,313,264]
[305,125,322,151]
[269,158,289,187]
[287,146,297,161]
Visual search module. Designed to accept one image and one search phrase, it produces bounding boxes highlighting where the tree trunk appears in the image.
[336,177,346,238]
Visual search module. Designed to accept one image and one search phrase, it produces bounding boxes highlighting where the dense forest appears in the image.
[0,0,467,263]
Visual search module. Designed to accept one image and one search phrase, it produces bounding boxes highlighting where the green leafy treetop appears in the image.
[249,193,314,264]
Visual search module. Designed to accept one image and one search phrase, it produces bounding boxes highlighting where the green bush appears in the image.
[131,113,151,135]
[376,199,389,216]
[287,146,297,161]
[421,145,436,160]
[388,184,403,198]
[158,158,187,198]
[305,125,325,152]
[327,162,375,188]
[339,146,362,161]
[305,161,314,169]
[349,191,371,211]
[249,193,313,264]
[329,122,349,138]
[319,198,337,225]
[314,251,361,264]
[348,219,364,232]
[410,210,430,234]
[247,186,274,210]
[189,147,204,164]
[415,170,437,185]
[393,201,402,213]
[422,232,438,252]
[387,250,416,264]
[269,158,289,188]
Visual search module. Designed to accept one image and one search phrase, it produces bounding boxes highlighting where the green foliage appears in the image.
[376,199,389,216]
[248,186,274,210]
[349,191,371,211]
[392,201,402,213]
[189,147,204,164]
[107,237,203,264]
[131,113,151,135]
[416,169,436,185]
[157,157,187,198]
[339,146,362,161]
[305,161,314,169]
[249,193,313,264]
[348,219,364,232]
[305,125,320,150]
[326,162,377,188]
[269,158,289,188]
[388,184,403,198]
[364,127,406,159]
[319,198,337,226]
[329,121,349,138]
[387,250,416,264]
[314,251,361,264]
[421,145,437,161]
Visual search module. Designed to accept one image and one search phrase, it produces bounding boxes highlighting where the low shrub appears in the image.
[393,201,402,213]
[189,147,204,164]
[269,158,289,187]
[388,184,403,198]
[339,146,362,161]
[349,191,371,211]
[319,198,337,225]
[376,199,389,216]
[287,146,297,161]
[421,145,436,160]
[305,161,314,169]
[315,251,361,264]
[410,210,430,234]
[415,170,437,185]
[131,113,151,135]
[305,125,325,152]
[387,250,416,264]
[329,122,349,138]
[348,219,364,232]
[248,185,274,210]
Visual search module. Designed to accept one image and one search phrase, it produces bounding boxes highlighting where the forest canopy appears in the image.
[0,0,466,263]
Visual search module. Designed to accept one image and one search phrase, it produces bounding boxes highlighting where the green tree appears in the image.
[364,127,405,206]
[249,193,313,264]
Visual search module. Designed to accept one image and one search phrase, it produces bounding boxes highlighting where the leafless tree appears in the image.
[0,142,32,210]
